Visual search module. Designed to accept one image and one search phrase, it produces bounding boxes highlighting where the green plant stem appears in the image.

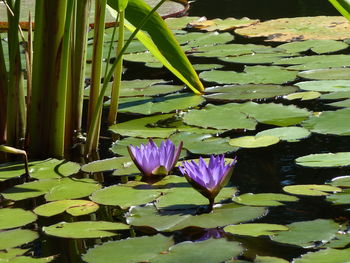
[107,10,125,125]
[84,0,167,156]
[0,35,7,145]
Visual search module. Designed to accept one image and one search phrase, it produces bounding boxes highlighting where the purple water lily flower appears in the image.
[128,139,183,183]
[179,155,237,210]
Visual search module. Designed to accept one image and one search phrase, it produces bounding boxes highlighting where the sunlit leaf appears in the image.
[34,200,99,217]
[0,208,37,230]
[0,229,38,250]
[296,152,350,167]
[283,184,342,196]
[233,193,298,206]
[224,223,288,237]
[229,135,280,148]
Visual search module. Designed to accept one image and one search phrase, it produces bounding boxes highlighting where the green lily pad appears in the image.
[320,91,350,100]
[229,135,280,148]
[83,234,174,263]
[298,68,350,80]
[296,80,350,92]
[255,256,289,263]
[224,223,288,237]
[123,52,163,68]
[176,32,234,50]
[90,183,162,209]
[193,64,224,71]
[0,208,37,230]
[329,176,350,187]
[0,158,80,181]
[284,91,321,101]
[152,238,244,263]
[322,233,350,249]
[296,152,350,167]
[272,219,340,248]
[0,255,55,263]
[221,52,296,65]
[33,200,99,217]
[126,203,266,232]
[233,193,298,206]
[327,188,350,205]
[327,99,350,108]
[199,66,297,85]
[204,84,298,101]
[293,248,350,263]
[256,127,311,142]
[118,93,205,115]
[278,40,348,54]
[0,248,29,261]
[302,109,350,136]
[187,17,259,32]
[283,185,342,196]
[43,221,129,238]
[0,229,38,250]
[235,16,350,42]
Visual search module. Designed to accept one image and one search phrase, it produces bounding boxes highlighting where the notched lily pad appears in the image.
[298,68,350,81]
[296,152,350,167]
[256,127,311,142]
[224,223,288,237]
[0,208,37,230]
[296,80,350,92]
[293,248,350,263]
[233,193,298,206]
[34,200,99,217]
[0,229,38,250]
[284,91,321,101]
[229,135,280,148]
[278,39,348,54]
[187,17,259,32]
[283,184,342,196]
[327,189,350,205]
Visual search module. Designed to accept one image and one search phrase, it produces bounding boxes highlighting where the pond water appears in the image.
[2,0,350,263]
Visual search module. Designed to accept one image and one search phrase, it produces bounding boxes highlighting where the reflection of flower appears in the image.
[195,228,224,242]
[128,139,183,182]
[179,155,237,210]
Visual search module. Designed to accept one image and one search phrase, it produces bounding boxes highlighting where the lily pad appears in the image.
[233,193,298,206]
[152,238,244,263]
[193,64,224,71]
[320,91,350,100]
[298,68,350,81]
[296,80,350,92]
[327,189,350,205]
[302,109,350,136]
[33,200,99,217]
[0,248,29,261]
[123,52,163,68]
[330,176,350,187]
[0,229,38,250]
[0,255,55,263]
[199,66,297,85]
[43,221,129,238]
[0,158,80,181]
[204,84,298,101]
[296,152,350,167]
[221,52,296,65]
[126,203,266,232]
[283,185,342,196]
[176,32,234,50]
[293,248,350,263]
[83,234,173,263]
[188,17,259,32]
[327,99,350,108]
[255,256,289,263]
[0,208,37,230]
[229,135,280,148]
[272,219,340,248]
[278,40,348,54]
[256,127,311,142]
[235,16,350,42]
[224,223,288,237]
[284,91,321,101]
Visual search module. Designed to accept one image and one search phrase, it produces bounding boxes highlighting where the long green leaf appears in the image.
[0,36,7,144]
[329,0,350,21]
[107,0,204,94]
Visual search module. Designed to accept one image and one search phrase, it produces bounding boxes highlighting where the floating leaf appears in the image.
[199,66,297,85]
[283,185,342,196]
[278,39,348,54]
[176,32,234,50]
[293,248,350,263]
[0,248,29,261]
[272,219,340,248]
[126,203,266,232]
[229,135,280,148]
[193,64,224,71]
[221,52,296,65]
[204,84,298,101]
[296,80,350,92]
[256,127,311,142]
[224,223,288,237]
[284,91,321,101]
[34,200,99,217]
[233,193,298,206]
[82,156,134,173]
[43,221,129,238]
[0,255,55,263]
[322,233,350,249]
[327,189,350,205]
[152,238,244,263]
[330,176,350,187]
[298,68,350,80]
[83,234,173,263]
[0,229,38,250]
[0,208,37,230]
[296,152,350,167]
[188,17,259,32]
[235,16,350,42]
[321,91,350,100]
[255,256,289,263]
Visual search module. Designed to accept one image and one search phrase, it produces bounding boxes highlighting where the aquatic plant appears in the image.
[179,155,237,211]
[128,139,183,183]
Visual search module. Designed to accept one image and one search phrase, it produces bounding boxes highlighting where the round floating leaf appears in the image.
[90,183,162,209]
[1,255,55,263]
[221,53,296,65]
[169,132,238,155]
[126,203,266,232]
[83,234,173,263]
[327,99,350,108]
[293,248,350,263]
[0,208,37,230]
[296,152,350,167]
[43,221,129,238]
[188,17,259,32]
[34,200,99,217]
[330,176,350,187]
[176,32,234,50]
[275,55,350,70]
[82,157,134,173]
[303,109,350,136]
[278,39,348,54]
[326,189,350,205]
[224,223,288,237]
[118,93,205,115]
[284,91,321,101]
[322,233,350,249]
[199,66,297,85]
[298,68,350,80]
[296,80,350,92]
[321,91,350,100]
[0,158,80,181]
[152,238,243,263]
[233,193,298,206]
[256,127,311,142]
[255,256,289,263]
[0,229,38,250]
[235,16,350,42]
[193,64,224,71]
[0,248,28,261]
[123,52,162,68]
[283,185,342,196]
[204,84,298,101]
[229,135,280,148]
[272,219,340,248]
